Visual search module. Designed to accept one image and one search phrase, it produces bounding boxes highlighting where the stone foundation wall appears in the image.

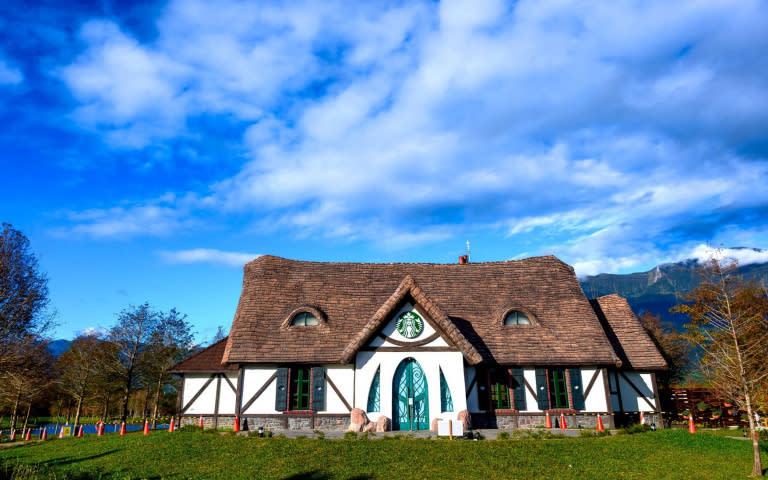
[179,415,349,432]
[473,412,620,430]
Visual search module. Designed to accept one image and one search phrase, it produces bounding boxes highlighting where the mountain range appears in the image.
[580,248,768,328]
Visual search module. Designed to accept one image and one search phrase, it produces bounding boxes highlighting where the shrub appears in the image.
[497,431,510,440]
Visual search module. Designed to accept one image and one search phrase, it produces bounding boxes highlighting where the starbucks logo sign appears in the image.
[396,311,424,338]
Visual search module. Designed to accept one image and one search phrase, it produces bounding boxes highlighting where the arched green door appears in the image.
[393,358,429,430]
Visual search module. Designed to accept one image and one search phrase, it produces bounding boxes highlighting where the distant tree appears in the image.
[0,336,53,431]
[211,325,228,344]
[639,311,692,385]
[0,223,52,371]
[56,334,106,428]
[640,311,694,426]
[145,308,194,427]
[674,257,768,477]
[107,303,160,423]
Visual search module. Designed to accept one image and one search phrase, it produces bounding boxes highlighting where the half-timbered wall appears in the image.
[609,370,658,412]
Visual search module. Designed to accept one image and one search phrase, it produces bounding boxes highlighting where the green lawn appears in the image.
[1,429,765,479]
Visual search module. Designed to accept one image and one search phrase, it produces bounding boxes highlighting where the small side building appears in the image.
[171,255,667,431]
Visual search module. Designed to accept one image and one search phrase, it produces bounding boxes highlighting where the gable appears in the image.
[366,302,450,349]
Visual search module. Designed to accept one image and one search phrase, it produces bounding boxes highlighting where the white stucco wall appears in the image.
[356,350,467,424]
[241,367,280,415]
[612,371,656,412]
[325,365,354,414]
[581,368,609,412]
[182,374,221,414]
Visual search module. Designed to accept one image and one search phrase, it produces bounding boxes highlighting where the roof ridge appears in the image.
[248,254,566,267]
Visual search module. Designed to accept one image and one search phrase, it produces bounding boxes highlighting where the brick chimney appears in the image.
[459,255,468,264]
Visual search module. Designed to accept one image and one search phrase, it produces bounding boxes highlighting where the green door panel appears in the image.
[393,358,429,431]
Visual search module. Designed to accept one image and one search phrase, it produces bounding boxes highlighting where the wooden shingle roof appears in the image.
[221,255,625,367]
[170,338,238,373]
[591,294,668,370]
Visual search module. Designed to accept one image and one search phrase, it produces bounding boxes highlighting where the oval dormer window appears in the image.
[504,310,532,326]
[291,312,319,326]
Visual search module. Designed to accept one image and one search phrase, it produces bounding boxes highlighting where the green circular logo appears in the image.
[396,311,424,338]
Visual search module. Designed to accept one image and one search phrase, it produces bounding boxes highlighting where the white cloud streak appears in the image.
[160,248,261,267]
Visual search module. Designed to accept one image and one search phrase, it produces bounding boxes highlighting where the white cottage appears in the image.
[171,255,667,431]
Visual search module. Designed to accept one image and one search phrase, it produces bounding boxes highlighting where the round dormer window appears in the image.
[504,310,532,326]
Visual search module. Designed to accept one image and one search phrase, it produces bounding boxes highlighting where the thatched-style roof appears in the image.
[219,255,627,367]
[170,338,237,373]
[591,294,668,370]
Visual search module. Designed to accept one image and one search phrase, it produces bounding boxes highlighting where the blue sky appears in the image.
[2,0,768,342]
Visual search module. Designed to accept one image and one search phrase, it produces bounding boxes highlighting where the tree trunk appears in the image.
[22,402,31,433]
[101,395,109,421]
[10,390,20,431]
[152,374,163,428]
[74,395,84,430]
[744,391,763,476]
[65,397,72,424]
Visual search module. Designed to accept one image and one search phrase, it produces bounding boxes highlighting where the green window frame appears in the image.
[291,312,319,326]
[548,368,569,409]
[290,367,311,410]
[489,369,511,410]
[440,368,453,412]
[367,367,381,412]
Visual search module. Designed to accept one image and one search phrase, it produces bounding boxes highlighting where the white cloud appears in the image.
[0,58,22,85]
[688,245,768,266]
[54,0,768,261]
[78,326,107,337]
[160,248,260,267]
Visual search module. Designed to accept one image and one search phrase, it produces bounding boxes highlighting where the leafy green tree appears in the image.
[674,257,768,477]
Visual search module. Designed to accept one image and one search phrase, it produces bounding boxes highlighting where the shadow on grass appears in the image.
[282,472,374,480]
[40,449,119,468]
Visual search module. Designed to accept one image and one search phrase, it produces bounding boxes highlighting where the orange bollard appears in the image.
[58,425,65,439]
[168,417,175,433]
[24,429,31,441]
[97,423,104,436]
[41,428,48,440]
[143,419,150,435]
[233,416,240,433]
[688,414,696,434]
[640,412,646,425]
[545,411,552,428]
[560,413,568,429]
[199,415,204,428]
[119,422,126,436]
[596,415,605,432]
[77,426,84,437]
[9,429,16,442]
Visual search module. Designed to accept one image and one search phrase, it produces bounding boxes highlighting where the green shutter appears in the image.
[477,368,489,410]
[569,369,584,410]
[311,367,326,411]
[511,368,526,411]
[535,368,549,410]
[275,368,289,411]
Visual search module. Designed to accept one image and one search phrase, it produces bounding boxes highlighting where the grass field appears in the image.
[0,428,765,479]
